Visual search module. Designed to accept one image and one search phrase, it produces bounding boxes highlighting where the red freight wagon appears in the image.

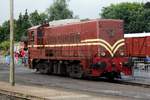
[124,33,150,57]
[27,19,132,79]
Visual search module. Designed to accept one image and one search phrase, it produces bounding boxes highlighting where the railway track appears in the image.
[0,89,44,100]
[85,77,150,88]
[114,80,150,88]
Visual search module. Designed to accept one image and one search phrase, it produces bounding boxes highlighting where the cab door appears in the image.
[28,30,35,47]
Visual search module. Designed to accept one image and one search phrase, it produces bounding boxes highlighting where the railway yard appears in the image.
[0,58,150,100]
[1,0,150,100]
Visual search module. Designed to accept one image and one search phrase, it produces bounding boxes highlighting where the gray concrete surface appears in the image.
[0,55,150,100]
[0,81,137,100]
[0,64,150,100]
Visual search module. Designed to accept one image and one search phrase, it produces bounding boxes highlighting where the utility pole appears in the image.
[10,0,15,86]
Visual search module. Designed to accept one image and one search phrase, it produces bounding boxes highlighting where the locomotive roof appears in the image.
[124,33,150,38]
[46,19,123,28]
[49,19,80,26]
[28,19,123,30]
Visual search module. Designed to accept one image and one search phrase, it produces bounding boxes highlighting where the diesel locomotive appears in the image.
[27,19,132,79]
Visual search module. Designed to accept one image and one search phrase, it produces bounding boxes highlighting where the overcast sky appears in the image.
[0,0,149,25]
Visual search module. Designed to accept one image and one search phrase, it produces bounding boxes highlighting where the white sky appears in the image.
[0,0,149,25]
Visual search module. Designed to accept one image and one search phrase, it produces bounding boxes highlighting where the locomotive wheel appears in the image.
[69,64,83,79]
[37,63,49,74]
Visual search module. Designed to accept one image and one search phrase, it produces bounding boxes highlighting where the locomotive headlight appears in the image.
[101,52,106,56]
[120,52,124,56]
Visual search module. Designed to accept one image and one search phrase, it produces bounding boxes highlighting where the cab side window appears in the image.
[37,28,43,37]
[37,28,44,45]
[31,31,34,41]
[29,31,34,45]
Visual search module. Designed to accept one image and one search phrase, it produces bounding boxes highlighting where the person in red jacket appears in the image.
[19,49,25,64]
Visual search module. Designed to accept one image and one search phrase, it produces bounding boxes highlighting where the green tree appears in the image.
[144,2,150,9]
[0,21,10,42]
[15,13,23,41]
[0,40,10,51]
[47,0,73,21]
[29,10,48,26]
[15,10,31,41]
[143,2,150,32]
[22,9,31,33]
[39,13,48,23]
[0,0,77,42]
[100,2,150,33]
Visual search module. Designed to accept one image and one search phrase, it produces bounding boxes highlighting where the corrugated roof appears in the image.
[124,33,150,38]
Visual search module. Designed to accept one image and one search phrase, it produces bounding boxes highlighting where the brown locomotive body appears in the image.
[27,19,132,79]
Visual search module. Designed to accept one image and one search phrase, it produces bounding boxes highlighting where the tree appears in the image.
[144,2,150,9]
[15,10,31,41]
[29,10,48,26]
[47,0,73,21]
[15,13,23,41]
[39,13,48,23]
[0,40,10,51]
[0,0,77,42]
[143,5,150,32]
[0,21,10,42]
[100,2,150,33]
[22,9,31,32]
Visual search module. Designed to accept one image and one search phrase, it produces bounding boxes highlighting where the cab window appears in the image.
[30,31,34,41]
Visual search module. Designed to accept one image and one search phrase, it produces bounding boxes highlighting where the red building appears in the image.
[125,33,150,57]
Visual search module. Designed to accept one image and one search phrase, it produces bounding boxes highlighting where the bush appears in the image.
[0,40,10,55]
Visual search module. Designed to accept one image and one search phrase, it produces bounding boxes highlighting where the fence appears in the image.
[132,58,150,78]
